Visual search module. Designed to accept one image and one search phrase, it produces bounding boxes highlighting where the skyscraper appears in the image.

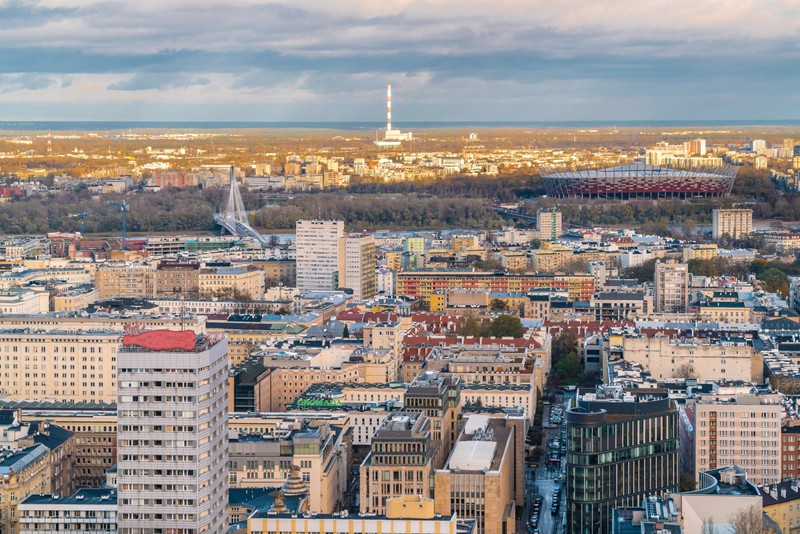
[536,208,562,241]
[117,330,229,534]
[296,219,344,292]
[654,260,689,313]
[566,386,679,534]
[339,233,377,301]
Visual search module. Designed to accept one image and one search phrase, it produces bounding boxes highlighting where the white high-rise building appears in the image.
[117,331,229,534]
[751,139,767,152]
[296,219,344,292]
[339,234,377,301]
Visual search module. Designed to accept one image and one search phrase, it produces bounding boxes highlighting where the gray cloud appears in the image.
[0,0,797,120]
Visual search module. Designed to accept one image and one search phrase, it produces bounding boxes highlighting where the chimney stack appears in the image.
[386,84,392,131]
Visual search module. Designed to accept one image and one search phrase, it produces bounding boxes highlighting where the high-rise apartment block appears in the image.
[712,208,753,240]
[536,208,562,241]
[296,220,344,292]
[339,233,377,301]
[654,260,689,313]
[693,392,782,485]
[117,330,229,534]
[566,386,679,534]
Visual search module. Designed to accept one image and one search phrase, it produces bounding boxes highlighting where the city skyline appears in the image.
[0,0,798,122]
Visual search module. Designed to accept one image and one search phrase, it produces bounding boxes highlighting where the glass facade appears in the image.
[565,395,679,534]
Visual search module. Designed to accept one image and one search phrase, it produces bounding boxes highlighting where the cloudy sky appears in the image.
[0,0,798,122]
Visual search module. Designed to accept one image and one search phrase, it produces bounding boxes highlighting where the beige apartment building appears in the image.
[95,263,157,299]
[606,333,761,383]
[360,412,436,515]
[198,264,264,300]
[536,208,562,241]
[694,393,782,485]
[252,258,296,288]
[712,208,753,240]
[154,261,200,297]
[0,330,120,403]
[0,314,206,334]
[339,234,377,301]
[434,415,517,534]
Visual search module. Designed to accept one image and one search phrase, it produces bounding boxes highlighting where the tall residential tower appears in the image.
[117,330,229,534]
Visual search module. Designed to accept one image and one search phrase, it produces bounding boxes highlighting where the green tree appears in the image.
[680,473,697,492]
[553,352,581,383]
[342,324,350,339]
[553,330,578,361]
[460,314,483,337]
[490,299,509,311]
[488,314,523,337]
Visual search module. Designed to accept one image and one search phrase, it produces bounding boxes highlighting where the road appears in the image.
[518,392,571,534]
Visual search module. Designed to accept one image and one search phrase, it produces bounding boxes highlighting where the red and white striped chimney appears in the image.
[386,84,392,131]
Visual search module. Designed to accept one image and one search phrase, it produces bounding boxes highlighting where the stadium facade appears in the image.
[540,162,738,199]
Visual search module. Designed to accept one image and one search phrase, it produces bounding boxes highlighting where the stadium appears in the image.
[539,162,738,199]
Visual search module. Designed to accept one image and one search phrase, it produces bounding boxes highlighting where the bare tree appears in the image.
[702,517,716,534]
[674,363,696,379]
[728,504,765,534]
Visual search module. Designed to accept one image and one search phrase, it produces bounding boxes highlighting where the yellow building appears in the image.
[396,271,595,306]
[385,250,402,271]
[682,243,719,261]
[500,251,528,272]
[0,444,51,534]
[763,480,800,534]
[528,248,572,273]
[198,264,264,300]
[430,291,446,312]
[52,287,99,312]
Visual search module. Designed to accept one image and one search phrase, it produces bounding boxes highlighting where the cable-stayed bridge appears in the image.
[213,167,271,245]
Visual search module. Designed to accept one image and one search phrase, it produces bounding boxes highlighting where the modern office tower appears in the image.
[712,208,753,240]
[296,219,344,292]
[117,330,229,534]
[404,371,461,470]
[751,139,767,152]
[654,260,689,313]
[359,412,436,515]
[693,392,782,485]
[434,415,518,534]
[565,386,679,534]
[536,208,562,241]
[339,233,377,301]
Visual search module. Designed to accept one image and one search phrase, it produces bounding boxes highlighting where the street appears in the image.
[518,391,572,534]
